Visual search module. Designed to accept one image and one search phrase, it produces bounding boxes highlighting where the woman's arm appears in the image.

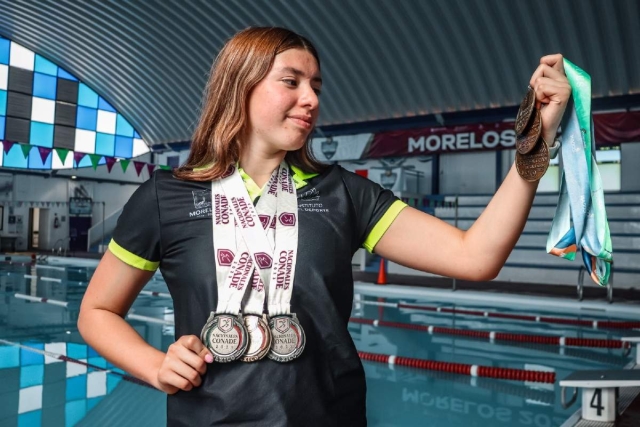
[78,250,212,394]
[374,162,538,281]
[373,54,571,281]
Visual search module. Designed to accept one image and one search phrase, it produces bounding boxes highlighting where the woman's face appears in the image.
[245,48,322,154]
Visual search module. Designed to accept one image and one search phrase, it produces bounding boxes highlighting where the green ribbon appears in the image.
[546,59,613,286]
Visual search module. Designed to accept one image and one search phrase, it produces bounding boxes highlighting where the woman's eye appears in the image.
[283,79,297,86]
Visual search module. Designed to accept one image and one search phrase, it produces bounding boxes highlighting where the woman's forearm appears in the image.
[463,161,540,278]
[78,308,166,389]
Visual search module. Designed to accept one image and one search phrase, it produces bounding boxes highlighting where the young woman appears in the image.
[78,27,570,426]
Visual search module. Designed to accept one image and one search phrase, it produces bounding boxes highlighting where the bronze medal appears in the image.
[516,109,542,154]
[515,138,550,182]
[515,86,536,135]
[267,314,305,362]
[241,314,272,362]
[200,312,248,363]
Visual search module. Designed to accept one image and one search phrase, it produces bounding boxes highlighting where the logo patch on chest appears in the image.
[189,189,213,218]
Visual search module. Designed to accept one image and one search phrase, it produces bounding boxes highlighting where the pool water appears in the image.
[0,257,636,426]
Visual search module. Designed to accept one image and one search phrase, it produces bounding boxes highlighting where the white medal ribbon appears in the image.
[220,162,299,317]
[211,179,254,316]
[242,171,277,315]
[267,165,299,316]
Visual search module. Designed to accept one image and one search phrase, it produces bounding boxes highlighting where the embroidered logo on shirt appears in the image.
[190,190,213,218]
[193,190,211,209]
[298,187,329,213]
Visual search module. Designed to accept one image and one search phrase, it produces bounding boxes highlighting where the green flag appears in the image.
[55,148,70,164]
[20,144,32,159]
[89,154,102,170]
[120,159,131,173]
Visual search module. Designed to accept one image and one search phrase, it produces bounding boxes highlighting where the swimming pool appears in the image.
[0,256,637,426]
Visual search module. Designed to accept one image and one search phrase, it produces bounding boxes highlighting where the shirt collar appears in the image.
[193,163,319,202]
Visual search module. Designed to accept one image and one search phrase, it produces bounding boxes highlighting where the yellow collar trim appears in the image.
[193,163,319,201]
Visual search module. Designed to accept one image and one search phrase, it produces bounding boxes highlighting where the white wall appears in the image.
[0,173,140,251]
[439,151,496,194]
[621,142,640,192]
[339,157,433,195]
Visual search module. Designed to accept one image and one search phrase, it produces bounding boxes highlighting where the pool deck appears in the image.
[354,271,640,306]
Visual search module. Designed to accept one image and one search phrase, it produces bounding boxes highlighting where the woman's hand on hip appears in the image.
[155,335,213,394]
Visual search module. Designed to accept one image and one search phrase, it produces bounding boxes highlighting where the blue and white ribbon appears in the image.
[546,59,613,286]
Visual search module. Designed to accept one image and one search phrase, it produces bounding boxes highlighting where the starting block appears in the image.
[560,368,640,422]
[621,336,640,364]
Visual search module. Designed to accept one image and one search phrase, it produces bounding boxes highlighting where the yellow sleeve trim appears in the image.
[108,239,159,271]
[363,200,408,253]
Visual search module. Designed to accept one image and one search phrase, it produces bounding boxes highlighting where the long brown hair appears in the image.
[174,27,326,181]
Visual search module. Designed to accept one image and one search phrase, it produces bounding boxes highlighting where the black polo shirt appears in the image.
[109,164,405,426]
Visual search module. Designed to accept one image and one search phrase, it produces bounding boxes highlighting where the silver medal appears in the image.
[200,312,248,363]
[241,313,272,362]
[267,313,305,362]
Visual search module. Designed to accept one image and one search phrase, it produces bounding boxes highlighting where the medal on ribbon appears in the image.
[208,162,305,363]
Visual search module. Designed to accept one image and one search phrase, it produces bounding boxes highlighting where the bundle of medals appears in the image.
[514,86,550,182]
[200,162,306,363]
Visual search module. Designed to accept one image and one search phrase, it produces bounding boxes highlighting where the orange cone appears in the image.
[376,258,387,285]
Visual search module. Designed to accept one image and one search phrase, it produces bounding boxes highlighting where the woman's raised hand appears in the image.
[528,53,572,144]
[155,335,213,394]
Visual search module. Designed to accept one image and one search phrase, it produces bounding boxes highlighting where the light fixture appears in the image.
[71,176,77,180]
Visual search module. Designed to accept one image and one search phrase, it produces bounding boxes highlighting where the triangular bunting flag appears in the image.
[120,159,130,173]
[2,141,14,155]
[159,165,172,171]
[73,151,86,166]
[105,157,116,173]
[20,144,32,159]
[38,147,52,164]
[89,154,102,170]
[134,161,145,176]
[55,148,70,164]
[147,164,156,176]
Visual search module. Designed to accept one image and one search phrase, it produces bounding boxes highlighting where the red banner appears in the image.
[368,122,516,158]
[366,111,640,158]
[594,111,640,145]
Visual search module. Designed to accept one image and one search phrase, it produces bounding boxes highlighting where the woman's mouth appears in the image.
[288,116,312,129]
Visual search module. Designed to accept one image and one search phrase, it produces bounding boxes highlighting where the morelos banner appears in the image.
[366,111,640,158]
[368,122,517,158]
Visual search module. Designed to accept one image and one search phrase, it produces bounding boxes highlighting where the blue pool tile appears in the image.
[107,374,122,393]
[20,343,44,366]
[87,347,100,358]
[0,345,20,368]
[20,364,44,388]
[87,357,107,370]
[66,375,86,401]
[64,400,86,427]
[87,396,103,411]
[67,343,87,360]
[18,410,41,427]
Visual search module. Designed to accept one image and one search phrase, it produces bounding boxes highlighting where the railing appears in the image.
[577,261,614,303]
[51,237,70,257]
[87,204,120,252]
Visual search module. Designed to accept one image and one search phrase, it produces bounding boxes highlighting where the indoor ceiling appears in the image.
[0,0,638,148]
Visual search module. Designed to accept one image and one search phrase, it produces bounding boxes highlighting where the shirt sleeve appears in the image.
[108,173,161,271]
[340,167,407,253]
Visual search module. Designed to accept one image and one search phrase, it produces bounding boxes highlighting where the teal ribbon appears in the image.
[545,59,613,286]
